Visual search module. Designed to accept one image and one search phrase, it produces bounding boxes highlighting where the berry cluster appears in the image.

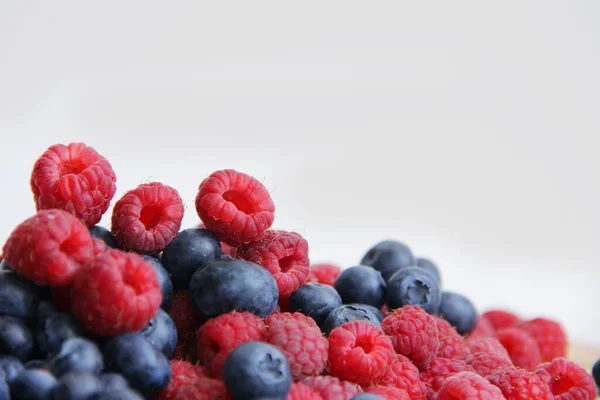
[0,142,598,400]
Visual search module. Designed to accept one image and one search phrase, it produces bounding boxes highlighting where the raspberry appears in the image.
[465,337,510,360]
[278,293,291,313]
[197,311,266,377]
[237,230,310,295]
[381,305,440,370]
[2,209,94,287]
[481,310,521,332]
[111,182,184,254]
[70,249,162,336]
[468,351,513,377]
[195,169,275,247]
[487,367,552,400]
[265,312,328,380]
[364,386,411,399]
[327,320,395,386]
[469,315,495,338]
[30,142,117,227]
[301,376,361,400]
[170,290,204,363]
[171,377,227,400]
[91,237,110,256]
[419,357,473,397]
[495,327,542,371]
[535,358,597,400]
[376,353,426,400]
[159,360,210,400]
[518,318,567,362]
[286,382,325,400]
[308,263,342,286]
[436,371,504,400]
[434,316,467,360]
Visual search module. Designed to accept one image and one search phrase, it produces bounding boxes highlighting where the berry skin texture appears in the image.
[169,290,203,363]
[158,360,209,400]
[2,209,94,287]
[70,250,162,336]
[481,310,522,332]
[197,311,266,377]
[309,263,342,286]
[30,142,117,227]
[436,371,504,400]
[360,240,415,282]
[52,371,103,400]
[111,182,184,254]
[419,357,473,398]
[288,283,342,327]
[48,337,104,378]
[415,257,441,284]
[286,382,325,400]
[141,255,174,310]
[195,169,275,247]
[376,353,426,400]
[334,266,387,309]
[438,291,478,336]
[381,305,440,370]
[322,304,382,336]
[487,367,552,400]
[535,358,597,400]
[237,230,310,296]
[0,272,38,321]
[301,376,362,400]
[467,351,513,377]
[494,327,542,371]
[35,311,84,357]
[170,377,227,400]
[385,267,441,315]
[517,318,567,362]
[327,320,395,386]
[9,369,58,400]
[0,316,34,361]
[265,312,329,380]
[140,308,178,359]
[434,316,467,360]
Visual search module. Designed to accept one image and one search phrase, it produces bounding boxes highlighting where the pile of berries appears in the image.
[0,142,598,400]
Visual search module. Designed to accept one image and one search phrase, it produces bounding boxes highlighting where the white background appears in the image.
[1,2,599,347]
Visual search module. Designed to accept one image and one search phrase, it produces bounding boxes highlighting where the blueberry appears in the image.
[48,338,103,378]
[386,266,441,315]
[189,258,278,320]
[162,228,222,289]
[288,283,342,327]
[141,256,173,310]
[223,341,291,400]
[350,395,387,400]
[321,304,382,335]
[89,226,118,249]
[36,312,84,357]
[103,333,171,398]
[0,356,24,383]
[0,260,12,274]
[0,315,34,361]
[99,373,129,392]
[0,272,38,321]
[139,308,177,358]
[360,240,415,281]
[415,257,441,284]
[0,370,8,400]
[593,358,600,391]
[89,389,144,400]
[334,266,386,308]
[36,301,60,325]
[346,303,385,322]
[51,372,102,400]
[438,292,478,335]
[9,369,57,400]
[25,360,47,369]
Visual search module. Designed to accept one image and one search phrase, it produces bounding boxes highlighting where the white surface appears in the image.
[1,2,599,345]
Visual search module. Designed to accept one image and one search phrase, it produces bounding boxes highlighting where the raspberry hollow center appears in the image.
[551,376,574,395]
[355,337,374,354]
[279,256,294,273]
[139,205,163,229]
[59,160,88,176]
[223,190,256,214]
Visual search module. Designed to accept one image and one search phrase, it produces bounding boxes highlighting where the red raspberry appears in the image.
[2,209,94,287]
[419,357,473,398]
[535,358,596,400]
[376,353,426,400]
[197,311,266,377]
[436,371,504,400]
[495,327,542,371]
[170,290,204,363]
[195,169,275,247]
[171,377,227,400]
[434,316,467,360]
[308,263,342,286]
[30,142,117,227]
[111,182,184,254]
[159,360,210,400]
[465,337,510,360]
[469,315,495,338]
[286,382,325,400]
[327,320,395,386]
[91,237,109,256]
[381,305,440,370]
[237,230,310,295]
[481,310,521,332]
[197,222,236,257]
[70,249,162,336]
[468,351,513,377]
[265,312,328,380]
[278,293,291,313]
[487,367,552,400]
[364,386,411,399]
[380,303,391,315]
[301,376,361,400]
[518,318,567,362]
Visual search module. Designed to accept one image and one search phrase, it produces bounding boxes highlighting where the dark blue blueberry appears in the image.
[386,266,441,315]
[189,258,278,320]
[25,360,47,369]
[0,356,24,383]
[334,266,386,308]
[0,272,38,321]
[0,369,8,400]
[36,312,84,357]
[51,372,102,400]
[360,240,415,281]
[36,301,60,325]
[99,373,129,392]
[89,226,118,249]
[288,283,342,327]
[0,260,12,274]
[9,369,57,400]
[415,257,441,284]
[438,291,478,335]
[141,256,173,310]
[89,388,144,400]
[223,341,291,400]
[321,304,382,335]
[0,315,34,361]
[139,308,177,358]
[346,304,385,322]
[103,333,171,398]
[593,358,600,391]
[350,394,387,400]
[161,228,222,289]
[48,338,103,378]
